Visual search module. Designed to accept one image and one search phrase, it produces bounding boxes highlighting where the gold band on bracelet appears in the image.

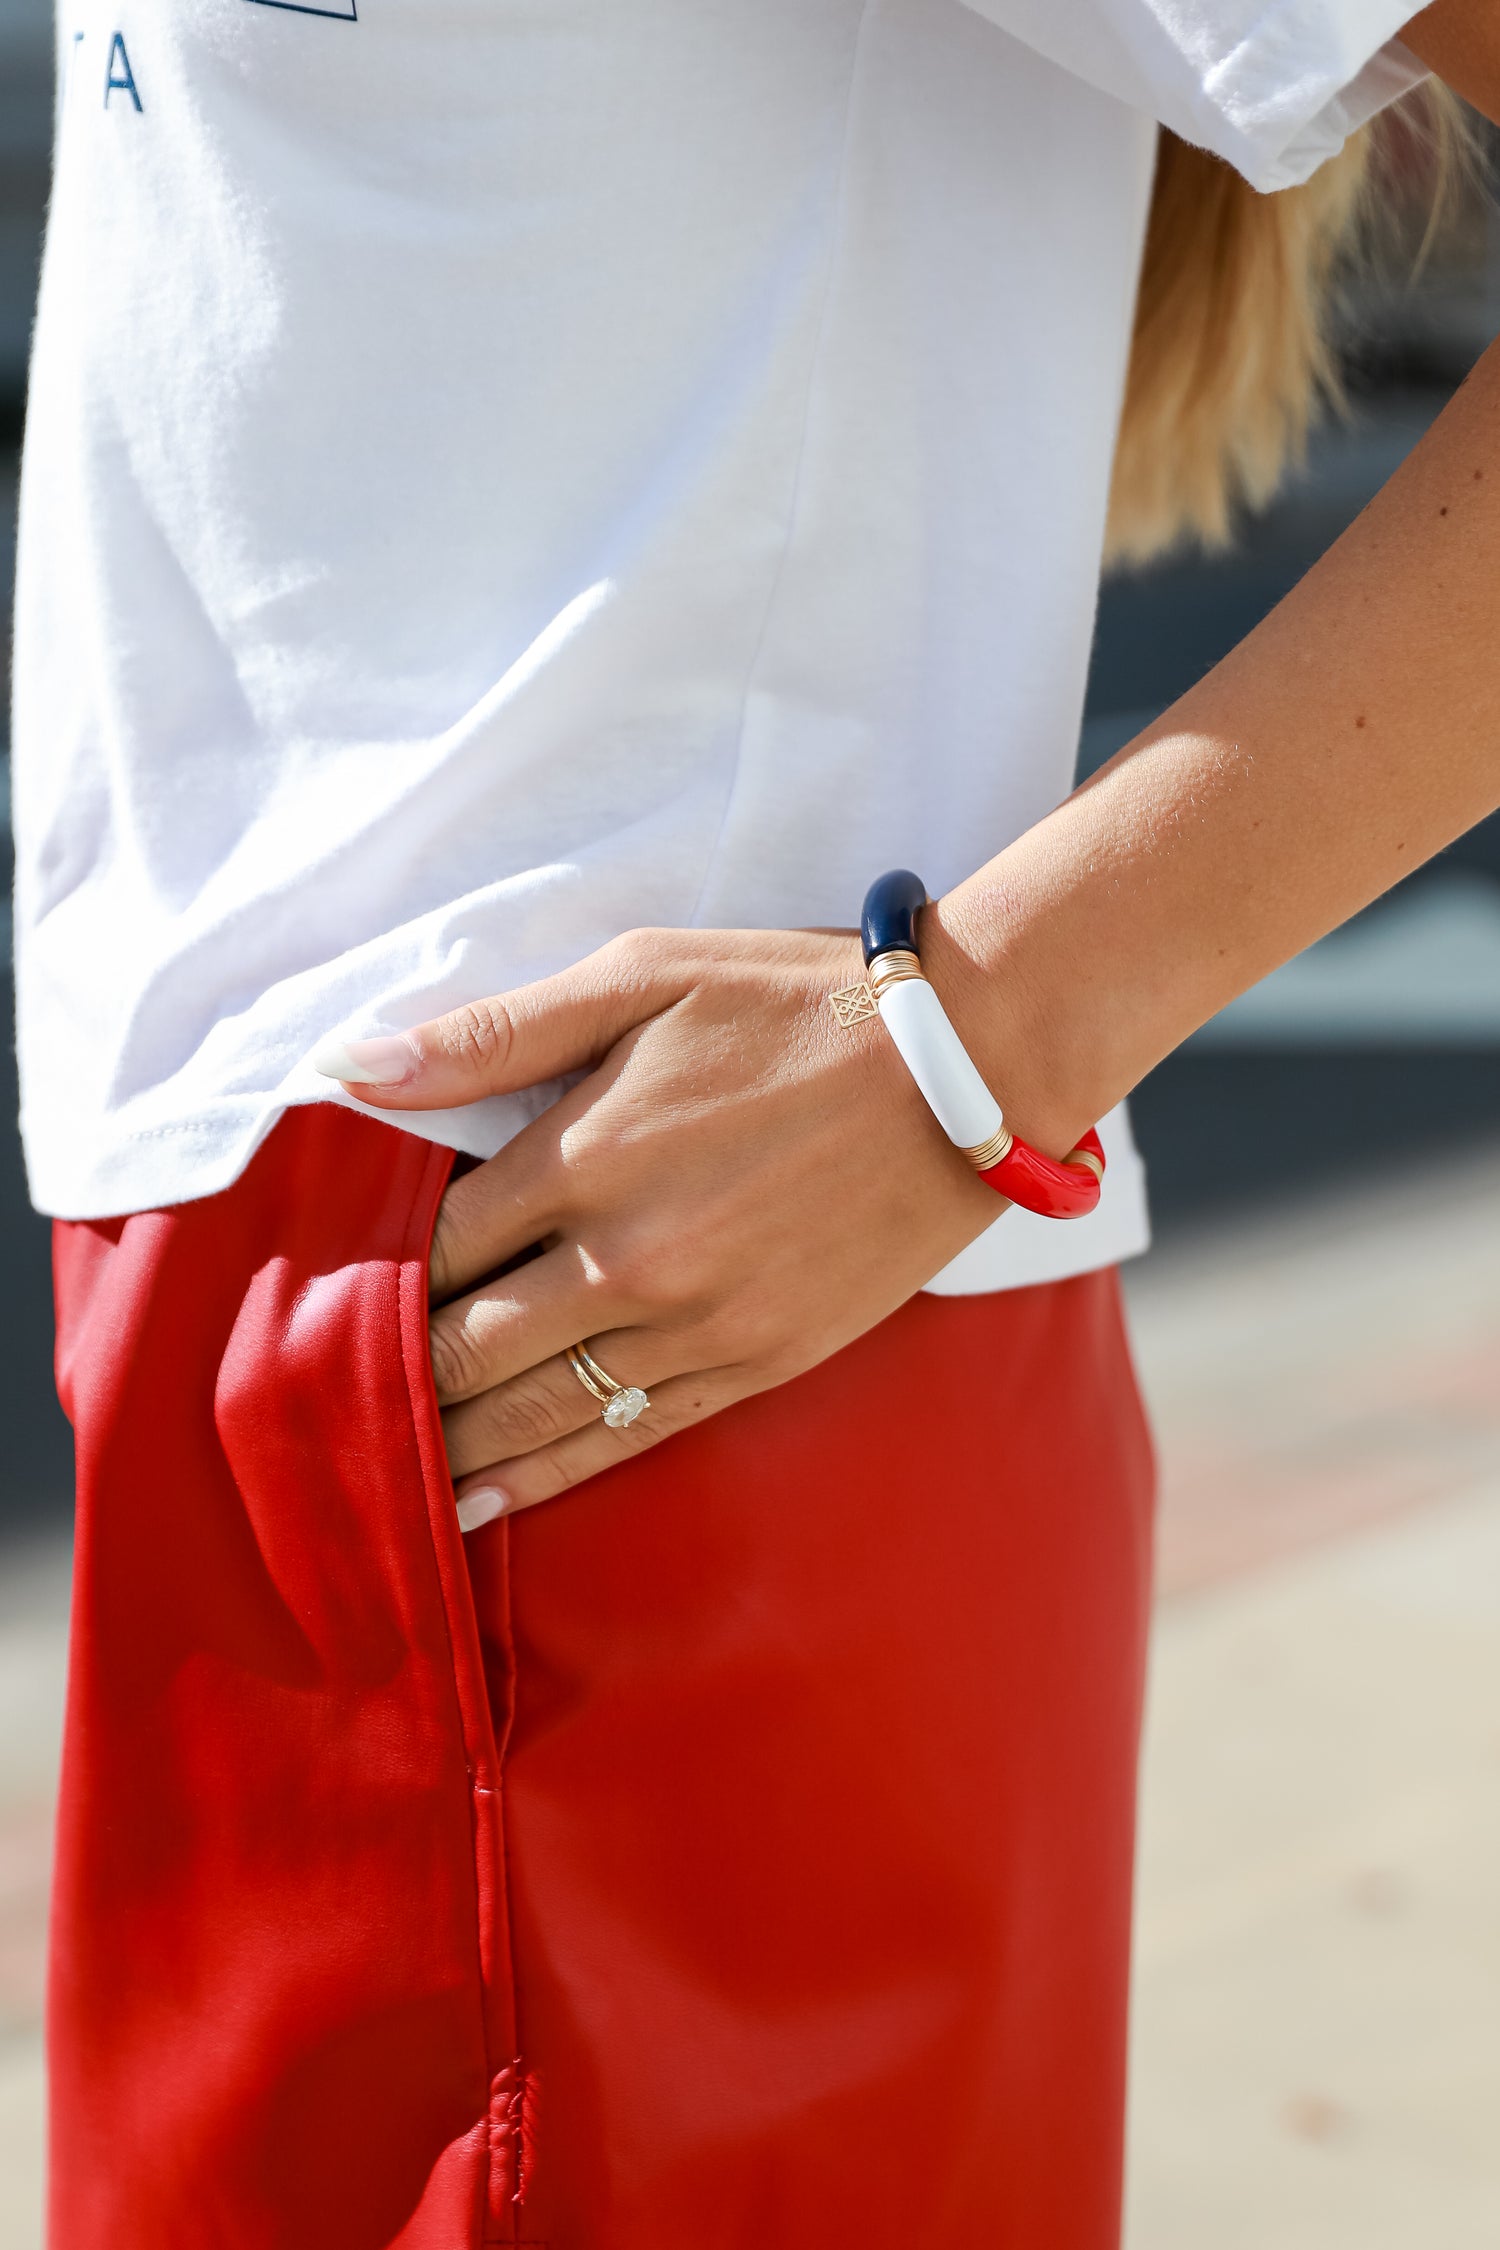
[868,949,924,1000]
[1065,1144,1106,1183]
[961,1125,1014,1172]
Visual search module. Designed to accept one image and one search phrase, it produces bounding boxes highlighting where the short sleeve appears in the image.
[953,0,1429,192]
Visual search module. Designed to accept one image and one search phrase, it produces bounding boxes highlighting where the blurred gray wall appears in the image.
[0,0,50,401]
[2,0,67,1536]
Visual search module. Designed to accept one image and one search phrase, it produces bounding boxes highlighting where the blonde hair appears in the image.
[1106,92,1470,569]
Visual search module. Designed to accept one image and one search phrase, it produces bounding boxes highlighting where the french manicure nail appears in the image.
[309,1034,419,1088]
[455,1487,514,1533]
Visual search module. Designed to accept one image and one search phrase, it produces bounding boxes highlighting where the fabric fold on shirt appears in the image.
[956,0,1427,191]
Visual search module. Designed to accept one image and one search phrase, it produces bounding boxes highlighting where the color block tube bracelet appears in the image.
[831,869,1106,1221]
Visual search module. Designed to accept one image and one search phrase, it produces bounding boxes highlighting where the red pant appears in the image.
[50,1103,1153,2249]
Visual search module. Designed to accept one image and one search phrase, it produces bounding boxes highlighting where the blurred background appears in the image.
[1,4,1498,2243]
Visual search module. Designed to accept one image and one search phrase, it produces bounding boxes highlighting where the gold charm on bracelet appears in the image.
[830,949,925,1028]
[829,982,879,1028]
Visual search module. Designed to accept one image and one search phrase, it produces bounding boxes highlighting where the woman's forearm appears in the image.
[930,329,1500,1154]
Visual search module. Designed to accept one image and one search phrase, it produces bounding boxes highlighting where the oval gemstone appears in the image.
[602,1386,649,1428]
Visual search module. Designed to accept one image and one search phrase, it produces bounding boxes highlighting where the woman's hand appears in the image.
[317,928,1005,1520]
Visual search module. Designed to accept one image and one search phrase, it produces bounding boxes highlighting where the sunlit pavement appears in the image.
[1,1154,1498,2246]
[0,1538,65,2249]
[1124,1147,1500,2250]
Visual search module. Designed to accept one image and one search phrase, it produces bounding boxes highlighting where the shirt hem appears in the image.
[24,1092,1153,1299]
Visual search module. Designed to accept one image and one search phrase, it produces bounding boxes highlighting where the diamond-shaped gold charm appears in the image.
[829,981,879,1029]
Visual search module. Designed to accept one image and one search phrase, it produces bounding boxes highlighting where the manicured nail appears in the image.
[456,1487,515,1533]
[310,1034,419,1088]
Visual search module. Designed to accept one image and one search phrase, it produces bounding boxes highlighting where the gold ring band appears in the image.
[565,1345,613,1406]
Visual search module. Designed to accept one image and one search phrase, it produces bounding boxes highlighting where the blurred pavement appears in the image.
[1124,1148,1500,2250]
[0,1535,65,2250]
[1,1149,1498,2246]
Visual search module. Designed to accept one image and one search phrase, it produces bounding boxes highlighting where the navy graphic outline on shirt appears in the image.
[243,0,358,20]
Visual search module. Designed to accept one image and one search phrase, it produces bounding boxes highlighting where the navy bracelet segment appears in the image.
[860,868,927,966]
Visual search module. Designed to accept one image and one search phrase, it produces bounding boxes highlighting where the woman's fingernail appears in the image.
[455,1487,514,1533]
[310,1034,419,1088]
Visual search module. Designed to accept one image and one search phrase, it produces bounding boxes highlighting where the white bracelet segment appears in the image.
[875,976,1004,1151]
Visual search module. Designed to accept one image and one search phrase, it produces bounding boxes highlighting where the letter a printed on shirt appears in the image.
[104,31,142,110]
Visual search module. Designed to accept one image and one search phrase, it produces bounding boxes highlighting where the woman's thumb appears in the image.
[311,944,675,1111]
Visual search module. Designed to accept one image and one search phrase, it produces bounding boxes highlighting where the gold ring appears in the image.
[565,1342,651,1430]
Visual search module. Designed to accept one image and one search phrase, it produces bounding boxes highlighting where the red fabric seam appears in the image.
[491,1551,531,2211]
[392,1137,525,2239]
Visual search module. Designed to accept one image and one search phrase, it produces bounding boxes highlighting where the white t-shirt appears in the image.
[12,0,1422,1291]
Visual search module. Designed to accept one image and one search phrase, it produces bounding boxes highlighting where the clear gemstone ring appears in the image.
[601,1385,650,1429]
[566,1343,651,1431]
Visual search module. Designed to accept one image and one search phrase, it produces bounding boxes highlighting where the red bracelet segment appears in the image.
[975,1125,1105,1220]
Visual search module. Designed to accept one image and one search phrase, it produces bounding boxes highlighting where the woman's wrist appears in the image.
[918,877,1110,1164]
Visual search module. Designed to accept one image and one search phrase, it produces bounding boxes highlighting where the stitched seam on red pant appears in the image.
[484,2051,542,2232]
[392,1137,523,2239]
[486,1527,539,2223]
